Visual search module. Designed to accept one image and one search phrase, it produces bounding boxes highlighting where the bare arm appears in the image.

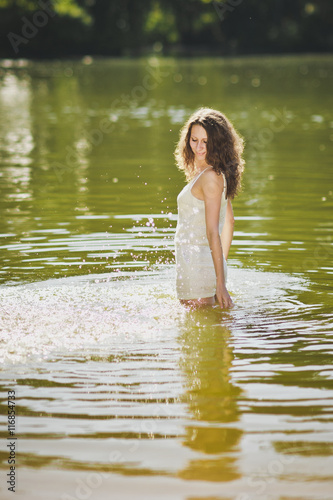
[202,171,233,308]
[221,199,234,260]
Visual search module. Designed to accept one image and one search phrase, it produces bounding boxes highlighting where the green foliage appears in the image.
[145,1,178,44]
[0,0,89,19]
[53,0,91,24]
[0,0,332,58]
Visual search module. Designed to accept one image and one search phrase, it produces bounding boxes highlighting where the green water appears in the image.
[0,55,332,288]
[0,55,332,500]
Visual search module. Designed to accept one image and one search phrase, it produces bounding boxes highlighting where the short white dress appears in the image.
[175,166,228,300]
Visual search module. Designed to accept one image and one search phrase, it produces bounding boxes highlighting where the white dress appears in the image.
[175,166,228,300]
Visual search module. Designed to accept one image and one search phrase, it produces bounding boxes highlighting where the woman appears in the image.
[174,107,244,309]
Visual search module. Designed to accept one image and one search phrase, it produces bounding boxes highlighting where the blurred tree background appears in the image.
[0,0,332,58]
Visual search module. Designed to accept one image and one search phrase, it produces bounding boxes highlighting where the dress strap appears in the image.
[221,171,226,187]
[198,166,213,178]
[191,167,227,197]
[191,166,212,184]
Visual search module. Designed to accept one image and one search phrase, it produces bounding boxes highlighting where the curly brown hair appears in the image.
[174,107,245,199]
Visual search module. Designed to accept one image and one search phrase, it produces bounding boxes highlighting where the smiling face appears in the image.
[189,124,208,164]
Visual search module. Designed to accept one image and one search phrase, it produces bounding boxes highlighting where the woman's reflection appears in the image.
[177,307,243,482]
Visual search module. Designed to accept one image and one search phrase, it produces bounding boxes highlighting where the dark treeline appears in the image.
[1,0,332,59]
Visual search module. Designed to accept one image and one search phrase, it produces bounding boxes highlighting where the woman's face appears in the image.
[189,124,207,161]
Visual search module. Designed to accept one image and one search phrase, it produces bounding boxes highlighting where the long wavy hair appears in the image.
[174,107,245,199]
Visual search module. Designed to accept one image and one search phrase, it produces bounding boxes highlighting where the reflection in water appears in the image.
[0,73,34,206]
[0,73,34,167]
[177,308,242,482]
[0,270,332,499]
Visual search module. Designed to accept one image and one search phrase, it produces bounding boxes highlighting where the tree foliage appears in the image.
[1,0,332,58]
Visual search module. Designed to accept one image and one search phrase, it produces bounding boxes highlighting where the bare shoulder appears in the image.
[203,168,224,183]
[201,168,224,197]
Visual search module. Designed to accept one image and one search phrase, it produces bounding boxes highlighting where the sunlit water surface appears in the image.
[0,55,332,499]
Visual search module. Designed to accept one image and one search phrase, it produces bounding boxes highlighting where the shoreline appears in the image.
[0,51,333,66]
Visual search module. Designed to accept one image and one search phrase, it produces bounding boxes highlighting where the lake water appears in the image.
[0,55,332,500]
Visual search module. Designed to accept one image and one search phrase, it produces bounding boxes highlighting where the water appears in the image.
[0,55,332,499]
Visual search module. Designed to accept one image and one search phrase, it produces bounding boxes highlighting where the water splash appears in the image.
[0,266,326,366]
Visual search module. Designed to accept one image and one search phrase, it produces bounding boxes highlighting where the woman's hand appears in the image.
[216,282,234,309]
